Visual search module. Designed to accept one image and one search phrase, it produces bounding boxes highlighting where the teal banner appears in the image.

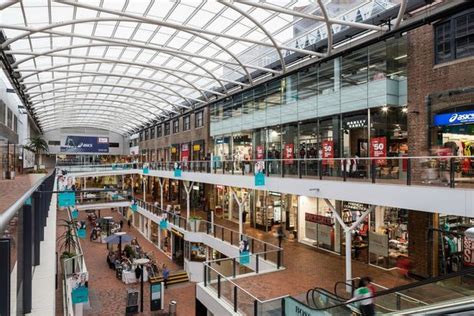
[160,219,168,230]
[71,209,79,219]
[25,197,32,206]
[143,167,149,174]
[77,228,86,239]
[239,250,250,265]
[71,286,89,304]
[112,164,117,170]
[174,168,182,177]
[255,172,265,186]
[58,192,75,207]
[130,204,138,212]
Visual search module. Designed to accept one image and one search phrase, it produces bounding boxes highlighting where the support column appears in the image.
[323,198,374,293]
[157,177,164,209]
[131,176,135,200]
[230,188,246,240]
[183,181,194,221]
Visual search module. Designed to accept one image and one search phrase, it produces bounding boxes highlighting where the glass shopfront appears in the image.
[185,242,207,262]
[298,197,340,253]
[253,191,297,233]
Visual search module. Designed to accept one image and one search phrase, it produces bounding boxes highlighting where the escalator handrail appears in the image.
[312,267,474,312]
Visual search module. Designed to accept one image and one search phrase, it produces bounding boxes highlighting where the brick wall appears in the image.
[407,24,474,157]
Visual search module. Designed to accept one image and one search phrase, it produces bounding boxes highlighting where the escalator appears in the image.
[294,268,474,315]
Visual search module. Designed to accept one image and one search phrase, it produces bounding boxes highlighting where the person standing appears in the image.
[119,219,124,230]
[127,218,131,229]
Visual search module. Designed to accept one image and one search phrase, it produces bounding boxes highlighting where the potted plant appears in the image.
[57,219,79,275]
[189,215,202,232]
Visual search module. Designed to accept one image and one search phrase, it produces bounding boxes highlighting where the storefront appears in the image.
[184,242,207,262]
[214,186,251,224]
[254,191,297,233]
[192,140,205,161]
[160,226,172,258]
[170,144,179,161]
[430,107,474,182]
[171,228,184,266]
[298,197,340,253]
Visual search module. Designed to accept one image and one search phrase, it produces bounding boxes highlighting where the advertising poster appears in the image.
[23,148,35,169]
[370,137,387,165]
[150,283,163,311]
[58,174,77,207]
[464,228,474,266]
[181,144,189,162]
[239,239,250,265]
[284,143,294,165]
[256,145,265,160]
[70,272,89,304]
[254,161,265,186]
[321,140,334,165]
[60,136,109,153]
[143,162,149,174]
[130,201,138,212]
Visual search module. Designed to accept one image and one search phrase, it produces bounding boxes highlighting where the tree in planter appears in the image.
[57,219,79,258]
[24,136,49,168]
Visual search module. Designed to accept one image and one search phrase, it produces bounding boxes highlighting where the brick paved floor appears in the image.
[0,173,46,213]
[58,207,195,315]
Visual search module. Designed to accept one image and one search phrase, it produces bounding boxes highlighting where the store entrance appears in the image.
[172,229,184,266]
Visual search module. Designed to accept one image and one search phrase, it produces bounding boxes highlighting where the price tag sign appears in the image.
[370,137,387,165]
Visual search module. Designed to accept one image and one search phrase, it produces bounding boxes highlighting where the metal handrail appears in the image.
[0,171,52,232]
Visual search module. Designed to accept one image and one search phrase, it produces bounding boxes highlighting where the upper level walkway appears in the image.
[61,156,474,217]
[0,173,48,214]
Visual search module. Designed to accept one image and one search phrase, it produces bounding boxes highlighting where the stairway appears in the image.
[149,271,189,286]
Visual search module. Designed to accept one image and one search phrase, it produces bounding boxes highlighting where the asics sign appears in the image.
[434,110,474,126]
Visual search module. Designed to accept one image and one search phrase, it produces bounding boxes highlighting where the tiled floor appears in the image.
[0,173,46,213]
[57,207,195,316]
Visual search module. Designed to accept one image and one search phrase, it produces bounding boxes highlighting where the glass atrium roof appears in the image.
[0,0,407,135]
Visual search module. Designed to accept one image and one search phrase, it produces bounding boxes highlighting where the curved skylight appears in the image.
[0,0,406,134]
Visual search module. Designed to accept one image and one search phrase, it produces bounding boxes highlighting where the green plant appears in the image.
[189,215,202,221]
[57,219,79,254]
[60,251,76,259]
[24,136,49,166]
[124,244,136,259]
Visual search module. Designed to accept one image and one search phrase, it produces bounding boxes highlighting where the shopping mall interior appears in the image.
[1,0,474,315]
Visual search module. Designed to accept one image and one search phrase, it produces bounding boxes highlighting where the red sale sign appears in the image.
[181,143,189,162]
[256,145,265,160]
[370,137,387,165]
[284,143,294,164]
[322,140,334,165]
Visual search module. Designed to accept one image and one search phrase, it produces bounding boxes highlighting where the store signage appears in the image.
[434,110,474,126]
[345,119,367,129]
[239,240,250,265]
[174,168,182,177]
[216,137,230,144]
[369,231,389,257]
[71,286,88,304]
[321,140,334,165]
[171,228,184,238]
[171,147,177,154]
[193,144,201,151]
[284,297,318,316]
[60,136,109,153]
[58,192,75,207]
[284,143,294,164]
[370,137,387,165]
[71,209,79,219]
[143,163,149,174]
[256,145,265,160]
[305,213,332,226]
[181,144,189,162]
[343,201,370,212]
[130,203,138,212]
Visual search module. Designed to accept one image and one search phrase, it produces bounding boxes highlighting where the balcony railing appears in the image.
[59,156,474,189]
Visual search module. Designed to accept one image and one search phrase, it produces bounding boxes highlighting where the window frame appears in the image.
[195,110,204,128]
[434,9,474,64]
[164,122,171,135]
[173,119,179,133]
[183,115,191,131]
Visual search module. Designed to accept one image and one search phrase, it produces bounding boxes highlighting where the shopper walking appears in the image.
[347,277,375,316]
[277,225,284,248]
[162,265,170,288]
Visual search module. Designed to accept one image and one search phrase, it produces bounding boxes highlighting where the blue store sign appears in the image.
[434,110,474,126]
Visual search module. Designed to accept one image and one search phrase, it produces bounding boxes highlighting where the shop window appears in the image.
[164,122,170,135]
[173,119,179,133]
[435,10,474,63]
[195,110,204,127]
[13,115,17,133]
[157,124,162,137]
[144,129,149,140]
[48,140,60,146]
[183,115,190,130]
[190,243,206,262]
[139,132,143,141]
[298,65,318,100]
[242,89,254,115]
[0,100,5,125]
[150,126,155,139]
[210,101,223,123]
[7,108,12,129]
